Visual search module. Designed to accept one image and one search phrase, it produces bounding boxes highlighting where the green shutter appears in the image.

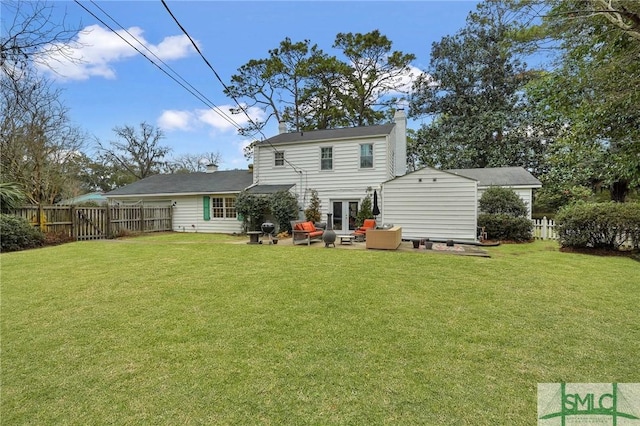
[203,196,210,221]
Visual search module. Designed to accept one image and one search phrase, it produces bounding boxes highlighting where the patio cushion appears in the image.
[301,221,315,232]
[294,222,304,231]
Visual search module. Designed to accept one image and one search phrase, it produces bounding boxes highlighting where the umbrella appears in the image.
[372,189,380,218]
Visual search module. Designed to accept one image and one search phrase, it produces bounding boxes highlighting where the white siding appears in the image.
[477,186,534,219]
[172,195,243,234]
[381,168,478,241]
[110,195,243,234]
[255,135,393,217]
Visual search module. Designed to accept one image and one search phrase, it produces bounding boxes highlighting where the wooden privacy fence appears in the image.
[13,205,172,240]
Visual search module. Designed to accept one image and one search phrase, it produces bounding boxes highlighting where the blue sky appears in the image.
[8,1,481,170]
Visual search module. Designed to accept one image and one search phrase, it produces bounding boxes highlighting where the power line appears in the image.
[159,0,304,174]
[73,0,243,132]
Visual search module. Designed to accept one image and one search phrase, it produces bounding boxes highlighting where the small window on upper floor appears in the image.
[275,151,284,166]
[360,143,373,168]
[321,147,333,170]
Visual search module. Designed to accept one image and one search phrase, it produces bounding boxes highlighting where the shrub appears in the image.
[43,231,75,246]
[0,213,45,252]
[478,187,532,241]
[0,182,26,213]
[478,214,533,242]
[269,190,298,233]
[235,191,270,232]
[355,193,373,227]
[304,189,321,223]
[556,202,640,250]
[479,186,528,217]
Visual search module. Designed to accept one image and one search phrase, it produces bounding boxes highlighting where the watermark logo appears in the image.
[538,383,640,425]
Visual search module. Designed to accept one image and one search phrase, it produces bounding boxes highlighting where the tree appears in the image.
[97,122,171,181]
[1,1,81,95]
[505,0,640,201]
[167,152,222,173]
[225,38,325,135]
[334,30,416,127]
[410,2,546,172]
[1,68,86,204]
[226,31,416,136]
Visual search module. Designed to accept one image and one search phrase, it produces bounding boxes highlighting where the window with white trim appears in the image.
[211,197,224,218]
[321,147,333,170]
[275,151,284,166]
[211,197,237,218]
[224,197,236,218]
[360,143,373,168]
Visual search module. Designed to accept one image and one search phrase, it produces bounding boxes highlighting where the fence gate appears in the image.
[75,207,108,240]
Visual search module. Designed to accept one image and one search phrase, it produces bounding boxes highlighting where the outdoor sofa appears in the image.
[291,220,324,245]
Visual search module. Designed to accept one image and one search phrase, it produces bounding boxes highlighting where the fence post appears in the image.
[140,205,145,232]
[541,216,548,240]
[70,205,77,240]
[38,204,44,231]
[105,205,112,238]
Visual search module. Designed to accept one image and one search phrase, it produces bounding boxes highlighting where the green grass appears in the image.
[1,234,638,424]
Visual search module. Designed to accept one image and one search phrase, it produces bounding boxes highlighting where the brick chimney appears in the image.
[394,109,407,176]
[278,121,287,134]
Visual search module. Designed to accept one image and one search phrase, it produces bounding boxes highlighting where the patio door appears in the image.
[331,200,359,232]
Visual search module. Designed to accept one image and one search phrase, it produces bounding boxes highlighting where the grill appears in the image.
[261,222,276,244]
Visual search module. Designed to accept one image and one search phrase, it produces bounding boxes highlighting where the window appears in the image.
[211,197,237,219]
[360,143,373,168]
[275,151,284,166]
[321,147,333,170]
[224,197,236,218]
[211,197,224,218]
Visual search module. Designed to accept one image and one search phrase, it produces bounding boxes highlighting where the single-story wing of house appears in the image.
[106,167,256,234]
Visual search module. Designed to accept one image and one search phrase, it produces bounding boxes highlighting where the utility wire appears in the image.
[160,0,304,174]
[74,0,243,131]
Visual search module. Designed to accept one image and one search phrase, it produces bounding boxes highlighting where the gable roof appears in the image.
[259,124,396,146]
[106,170,253,197]
[446,167,542,188]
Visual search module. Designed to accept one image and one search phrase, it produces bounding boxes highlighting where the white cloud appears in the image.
[36,24,194,81]
[158,110,195,131]
[196,104,266,133]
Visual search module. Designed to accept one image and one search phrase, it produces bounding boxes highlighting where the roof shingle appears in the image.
[106,170,253,196]
[446,167,542,187]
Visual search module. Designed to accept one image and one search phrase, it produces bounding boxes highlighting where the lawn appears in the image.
[1,234,638,424]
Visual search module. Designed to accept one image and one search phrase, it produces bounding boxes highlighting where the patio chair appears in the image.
[353,219,376,241]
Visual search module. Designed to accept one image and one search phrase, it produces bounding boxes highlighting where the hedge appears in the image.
[478,214,533,242]
[0,213,45,252]
[555,202,640,250]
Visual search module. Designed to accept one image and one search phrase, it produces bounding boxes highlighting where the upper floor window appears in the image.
[275,151,284,166]
[360,143,373,168]
[321,147,333,170]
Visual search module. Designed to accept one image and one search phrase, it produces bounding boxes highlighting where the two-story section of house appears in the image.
[251,110,408,231]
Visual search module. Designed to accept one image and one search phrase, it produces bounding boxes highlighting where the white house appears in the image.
[251,110,409,231]
[105,109,542,240]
